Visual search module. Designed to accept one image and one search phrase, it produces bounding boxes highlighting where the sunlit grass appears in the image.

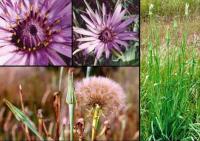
[141,0,200,18]
[141,9,200,141]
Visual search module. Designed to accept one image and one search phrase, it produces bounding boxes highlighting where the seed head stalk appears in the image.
[92,104,101,141]
[66,70,76,141]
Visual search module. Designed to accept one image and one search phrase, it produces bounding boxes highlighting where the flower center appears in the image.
[29,25,37,36]
[10,10,60,52]
[99,28,114,43]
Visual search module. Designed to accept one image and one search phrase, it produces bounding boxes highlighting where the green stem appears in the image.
[92,104,101,141]
[69,104,74,141]
[86,67,92,78]
[58,67,64,91]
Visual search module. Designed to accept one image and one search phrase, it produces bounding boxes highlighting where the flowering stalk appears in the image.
[66,70,76,141]
[19,85,31,141]
[92,104,101,141]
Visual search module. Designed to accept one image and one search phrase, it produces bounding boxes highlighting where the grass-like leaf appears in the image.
[3,99,44,140]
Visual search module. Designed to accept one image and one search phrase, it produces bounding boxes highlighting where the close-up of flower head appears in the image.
[0,0,72,65]
[75,76,126,120]
[73,0,139,66]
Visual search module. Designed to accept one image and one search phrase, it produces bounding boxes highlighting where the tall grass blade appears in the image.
[3,99,43,140]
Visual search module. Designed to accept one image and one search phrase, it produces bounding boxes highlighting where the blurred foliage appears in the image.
[141,0,200,19]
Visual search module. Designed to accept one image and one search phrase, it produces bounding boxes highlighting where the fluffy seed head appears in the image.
[75,76,126,119]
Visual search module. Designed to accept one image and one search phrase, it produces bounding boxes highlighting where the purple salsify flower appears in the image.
[0,0,72,65]
[73,0,138,60]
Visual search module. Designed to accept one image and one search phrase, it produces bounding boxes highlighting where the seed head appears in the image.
[75,76,126,119]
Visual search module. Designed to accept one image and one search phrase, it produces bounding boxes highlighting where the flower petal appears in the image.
[115,17,135,32]
[46,49,66,65]
[0,45,17,56]
[0,52,15,65]
[111,4,122,24]
[5,52,25,65]
[49,43,71,58]
[77,37,98,42]
[81,14,96,28]
[96,43,104,59]
[114,39,128,48]
[73,27,98,37]
[35,50,49,65]
[117,32,138,41]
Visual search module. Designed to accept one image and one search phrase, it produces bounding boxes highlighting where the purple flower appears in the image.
[0,0,72,65]
[73,0,138,60]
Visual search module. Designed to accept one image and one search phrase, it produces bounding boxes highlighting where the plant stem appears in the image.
[66,70,76,141]
[94,58,98,66]
[69,104,74,141]
[59,67,64,91]
[53,92,61,140]
[86,67,92,78]
[92,104,101,141]
[19,85,31,141]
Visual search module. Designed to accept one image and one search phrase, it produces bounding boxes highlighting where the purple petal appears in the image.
[105,44,110,58]
[18,54,29,65]
[0,45,16,56]
[35,50,49,65]
[95,10,102,25]
[86,44,98,53]
[77,37,98,42]
[48,0,71,20]
[0,52,15,65]
[29,53,36,65]
[49,43,71,58]
[112,9,126,26]
[86,25,100,34]
[102,3,106,24]
[84,0,96,20]
[81,14,96,29]
[112,42,123,53]
[117,32,138,41]
[114,39,128,48]
[115,17,135,32]
[78,40,100,50]
[73,27,98,37]
[96,43,104,59]
[5,53,25,65]
[111,4,122,24]
[46,49,66,65]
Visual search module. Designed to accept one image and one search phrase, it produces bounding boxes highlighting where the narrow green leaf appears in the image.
[4,99,44,140]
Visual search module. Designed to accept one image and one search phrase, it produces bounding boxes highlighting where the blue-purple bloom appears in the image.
[0,0,72,65]
[73,0,138,59]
